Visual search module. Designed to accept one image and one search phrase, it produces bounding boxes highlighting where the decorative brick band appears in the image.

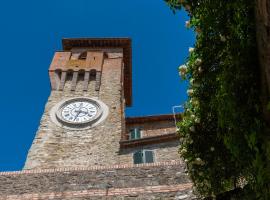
[1,183,192,200]
[0,160,182,176]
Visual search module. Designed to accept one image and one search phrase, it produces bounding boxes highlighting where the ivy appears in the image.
[165,0,270,199]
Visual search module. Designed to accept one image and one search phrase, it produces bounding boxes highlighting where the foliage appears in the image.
[165,0,270,199]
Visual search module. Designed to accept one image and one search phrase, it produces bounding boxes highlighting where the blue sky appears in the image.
[0,0,194,171]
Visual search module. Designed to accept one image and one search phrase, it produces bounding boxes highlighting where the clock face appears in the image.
[56,98,102,126]
[61,101,97,123]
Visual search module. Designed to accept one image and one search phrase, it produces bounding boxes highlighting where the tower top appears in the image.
[62,38,132,106]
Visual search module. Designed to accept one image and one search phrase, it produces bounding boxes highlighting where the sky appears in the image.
[0,0,194,171]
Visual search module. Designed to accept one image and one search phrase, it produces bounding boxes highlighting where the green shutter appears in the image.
[134,128,141,139]
[130,128,141,140]
[144,150,154,163]
[130,129,136,139]
[133,150,143,164]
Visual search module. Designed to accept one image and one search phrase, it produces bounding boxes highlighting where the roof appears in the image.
[62,38,132,106]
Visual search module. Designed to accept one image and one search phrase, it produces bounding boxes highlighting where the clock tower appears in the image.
[0,38,196,200]
[24,38,132,169]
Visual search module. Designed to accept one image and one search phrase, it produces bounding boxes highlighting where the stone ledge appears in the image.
[0,161,190,196]
[120,133,179,148]
[126,114,181,123]
[0,160,182,176]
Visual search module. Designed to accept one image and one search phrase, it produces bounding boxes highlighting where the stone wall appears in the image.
[24,53,124,169]
[119,141,180,164]
[0,161,196,200]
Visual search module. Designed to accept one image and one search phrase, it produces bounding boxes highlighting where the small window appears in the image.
[129,128,141,140]
[133,150,154,164]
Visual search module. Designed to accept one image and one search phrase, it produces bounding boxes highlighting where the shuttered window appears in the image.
[133,150,143,164]
[129,128,141,140]
[144,150,154,163]
[133,150,154,164]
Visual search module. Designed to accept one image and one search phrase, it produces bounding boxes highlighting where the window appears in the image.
[129,128,141,140]
[133,150,154,164]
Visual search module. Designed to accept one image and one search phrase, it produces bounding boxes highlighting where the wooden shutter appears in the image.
[130,129,136,140]
[130,128,141,140]
[135,128,141,139]
[133,150,143,164]
[144,150,154,163]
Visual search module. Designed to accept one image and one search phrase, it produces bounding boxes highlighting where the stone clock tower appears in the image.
[0,38,196,200]
[24,38,132,169]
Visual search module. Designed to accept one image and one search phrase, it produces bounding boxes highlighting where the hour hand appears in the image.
[74,110,81,121]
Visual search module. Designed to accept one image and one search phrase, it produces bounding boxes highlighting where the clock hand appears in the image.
[75,102,83,112]
[78,103,85,113]
[74,110,81,121]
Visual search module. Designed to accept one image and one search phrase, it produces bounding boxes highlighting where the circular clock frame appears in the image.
[50,97,109,130]
[56,98,102,128]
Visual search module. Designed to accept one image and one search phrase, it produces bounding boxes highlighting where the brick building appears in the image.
[0,38,196,199]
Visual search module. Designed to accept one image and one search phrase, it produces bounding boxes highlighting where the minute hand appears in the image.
[74,110,81,121]
[74,103,83,121]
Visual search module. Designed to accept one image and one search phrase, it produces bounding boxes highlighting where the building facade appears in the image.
[0,38,196,199]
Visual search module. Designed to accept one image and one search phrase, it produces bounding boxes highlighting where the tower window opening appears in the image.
[78,51,87,59]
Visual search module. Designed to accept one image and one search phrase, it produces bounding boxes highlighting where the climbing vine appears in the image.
[165,0,270,199]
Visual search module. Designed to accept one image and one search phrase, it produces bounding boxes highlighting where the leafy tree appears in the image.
[165,0,270,199]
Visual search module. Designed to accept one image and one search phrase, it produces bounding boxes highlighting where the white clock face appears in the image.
[55,98,103,127]
[61,101,98,123]
[51,97,108,130]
